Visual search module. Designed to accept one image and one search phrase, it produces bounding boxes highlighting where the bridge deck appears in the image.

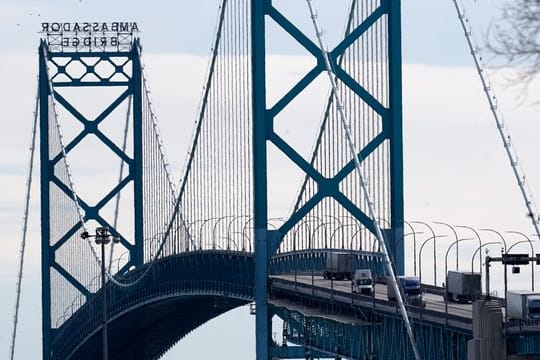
[271,274,474,331]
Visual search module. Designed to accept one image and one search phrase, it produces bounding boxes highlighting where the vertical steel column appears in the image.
[251,0,270,359]
[39,41,52,360]
[388,0,404,275]
[100,242,109,360]
[132,41,144,266]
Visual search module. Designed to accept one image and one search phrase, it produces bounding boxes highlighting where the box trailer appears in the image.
[323,252,354,280]
[446,271,482,303]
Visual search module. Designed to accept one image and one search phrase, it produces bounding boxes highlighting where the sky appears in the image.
[2,0,540,359]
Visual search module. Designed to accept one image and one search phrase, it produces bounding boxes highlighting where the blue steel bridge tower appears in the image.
[38,31,150,359]
[251,0,403,358]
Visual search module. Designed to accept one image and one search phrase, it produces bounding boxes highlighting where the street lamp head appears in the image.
[93,227,114,245]
[81,230,90,239]
[96,227,109,237]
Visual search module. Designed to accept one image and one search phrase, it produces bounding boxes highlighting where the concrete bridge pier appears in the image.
[467,300,506,360]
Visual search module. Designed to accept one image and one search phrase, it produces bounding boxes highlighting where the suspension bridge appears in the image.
[8,0,540,359]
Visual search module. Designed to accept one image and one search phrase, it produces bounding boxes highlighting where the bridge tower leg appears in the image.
[388,0,405,274]
[251,0,270,358]
[39,40,52,360]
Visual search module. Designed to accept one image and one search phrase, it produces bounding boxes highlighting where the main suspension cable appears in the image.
[304,1,421,359]
[451,0,540,240]
[9,77,40,360]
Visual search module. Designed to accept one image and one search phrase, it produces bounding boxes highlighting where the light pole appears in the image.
[404,221,421,276]
[292,221,311,290]
[478,228,508,253]
[212,215,237,250]
[444,237,474,322]
[393,231,423,276]
[411,221,438,284]
[418,235,448,285]
[478,228,508,306]
[229,231,250,252]
[329,223,359,250]
[455,225,483,277]
[471,241,502,274]
[81,227,118,360]
[226,215,250,250]
[187,217,220,251]
[434,221,460,271]
[506,231,535,291]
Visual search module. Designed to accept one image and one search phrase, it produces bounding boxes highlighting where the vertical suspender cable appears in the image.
[304,1,421,359]
[108,95,132,271]
[10,80,39,360]
[451,0,540,241]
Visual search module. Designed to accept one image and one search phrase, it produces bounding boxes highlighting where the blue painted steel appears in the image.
[39,40,52,360]
[388,0,405,274]
[512,334,540,355]
[251,0,270,359]
[250,1,406,357]
[132,41,144,266]
[275,305,468,359]
[263,0,402,259]
[270,282,472,359]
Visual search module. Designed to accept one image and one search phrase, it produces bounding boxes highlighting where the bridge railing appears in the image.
[269,249,386,277]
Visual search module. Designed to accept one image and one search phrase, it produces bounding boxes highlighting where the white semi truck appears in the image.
[507,290,540,320]
[352,269,374,296]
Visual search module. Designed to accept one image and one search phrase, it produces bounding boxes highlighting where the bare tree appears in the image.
[487,0,540,85]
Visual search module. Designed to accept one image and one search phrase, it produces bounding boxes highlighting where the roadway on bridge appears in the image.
[272,274,474,319]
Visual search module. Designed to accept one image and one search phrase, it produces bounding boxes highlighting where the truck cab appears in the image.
[352,269,374,296]
[387,276,426,308]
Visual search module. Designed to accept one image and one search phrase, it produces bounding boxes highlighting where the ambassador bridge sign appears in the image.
[41,22,139,52]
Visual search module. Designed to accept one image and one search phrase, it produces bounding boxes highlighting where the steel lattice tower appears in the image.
[39,39,144,359]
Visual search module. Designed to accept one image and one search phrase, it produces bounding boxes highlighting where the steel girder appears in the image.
[272,305,469,360]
